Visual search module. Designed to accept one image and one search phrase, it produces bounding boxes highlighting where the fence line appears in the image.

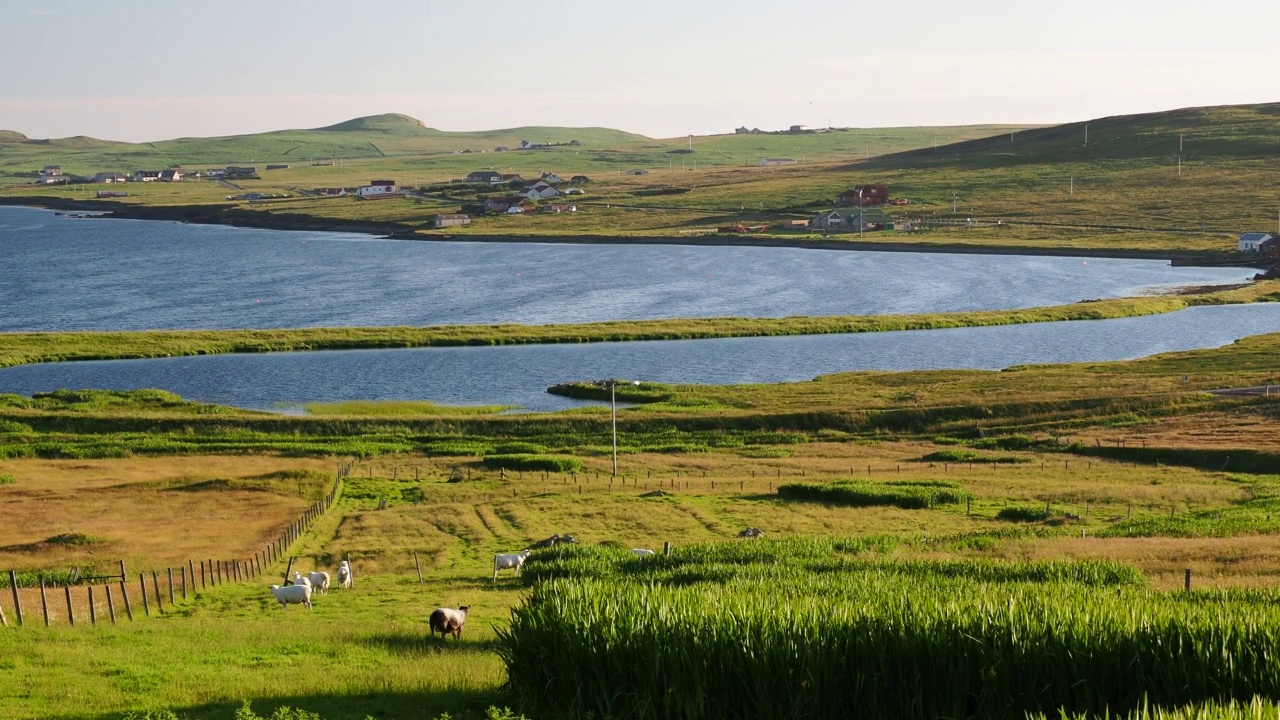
[0,469,345,630]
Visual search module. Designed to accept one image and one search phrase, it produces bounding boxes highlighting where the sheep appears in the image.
[291,571,312,588]
[737,527,765,539]
[527,533,577,550]
[631,548,656,556]
[493,549,531,582]
[305,571,331,595]
[336,561,353,589]
[268,584,312,610]
[429,605,470,640]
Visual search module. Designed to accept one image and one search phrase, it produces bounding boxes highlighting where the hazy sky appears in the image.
[3,1,1279,141]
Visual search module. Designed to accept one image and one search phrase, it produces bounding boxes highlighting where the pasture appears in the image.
[4,424,1280,718]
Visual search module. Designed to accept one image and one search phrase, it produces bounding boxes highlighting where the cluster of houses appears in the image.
[457,170,590,215]
[32,164,263,185]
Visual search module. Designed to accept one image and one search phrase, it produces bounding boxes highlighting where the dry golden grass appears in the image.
[0,455,335,571]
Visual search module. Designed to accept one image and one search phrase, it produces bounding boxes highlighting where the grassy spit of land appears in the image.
[1,279,1275,370]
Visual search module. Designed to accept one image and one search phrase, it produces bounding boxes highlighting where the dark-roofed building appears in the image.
[432,213,472,228]
[837,185,890,208]
[465,170,502,183]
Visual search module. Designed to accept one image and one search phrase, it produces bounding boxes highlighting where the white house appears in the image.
[357,179,398,199]
[1239,232,1275,252]
[519,180,559,200]
[540,172,565,184]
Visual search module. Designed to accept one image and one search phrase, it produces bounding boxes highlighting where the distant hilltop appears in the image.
[314,113,432,133]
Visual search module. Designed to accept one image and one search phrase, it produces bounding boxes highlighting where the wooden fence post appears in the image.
[106,584,117,624]
[9,570,22,626]
[187,560,195,593]
[180,566,187,600]
[119,579,133,621]
[39,576,50,627]
[663,541,672,557]
[167,568,175,606]
[282,556,295,585]
[0,597,7,627]
[152,571,163,612]
[88,585,96,625]
[139,574,150,617]
[414,553,423,584]
[1185,568,1192,593]
[64,585,75,627]
[200,561,206,590]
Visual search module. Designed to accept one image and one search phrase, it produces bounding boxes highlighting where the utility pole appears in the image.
[952,192,959,214]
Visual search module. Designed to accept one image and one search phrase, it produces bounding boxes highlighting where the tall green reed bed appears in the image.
[777,479,973,509]
[500,540,1280,720]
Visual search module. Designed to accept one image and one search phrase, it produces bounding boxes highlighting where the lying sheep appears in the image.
[269,584,312,610]
[337,560,353,589]
[493,549,531,582]
[527,533,577,550]
[306,571,331,595]
[631,548,656,556]
[428,605,470,640]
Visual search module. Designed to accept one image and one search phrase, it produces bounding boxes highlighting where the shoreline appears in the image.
[1,195,1267,267]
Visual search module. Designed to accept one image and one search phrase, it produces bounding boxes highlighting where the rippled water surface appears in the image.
[0,205,1254,331]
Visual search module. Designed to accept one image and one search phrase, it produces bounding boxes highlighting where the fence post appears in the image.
[200,561,206,590]
[282,556,295,585]
[167,568,175,606]
[9,570,22,626]
[88,585,96,625]
[119,579,133,621]
[139,574,150,617]
[0,597,7,627]
[216,560,223,585]
[663,541,672,557]
[152,571,163,612]
[39,576,50,627]
[187,560,195,593]
[180,566,187,600]
[1185,568,1192,593]
[64,585,75,627]
[106,584,117,624]
[414,553,423,584]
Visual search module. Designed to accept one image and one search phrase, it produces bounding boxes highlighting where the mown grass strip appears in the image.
[1,281,1274,369]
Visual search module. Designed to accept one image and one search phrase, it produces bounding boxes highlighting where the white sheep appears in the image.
[291,571,312,588]
[429,605,470,640]
[336,561,353,589]
[493,549,531,582]
[306,571,330,595]
[269,584,312,610]
[631,548,656,556]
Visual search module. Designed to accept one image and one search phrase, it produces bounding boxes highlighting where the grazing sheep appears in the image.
[291,572,312,588]
[737,527,765,539]
[336,561,353,589]
[527,533,578,550]
[306,571,331,595]
[269,584,312,610]
[493,549,531,582]
[631,548,656,556]
[428,605,470,640]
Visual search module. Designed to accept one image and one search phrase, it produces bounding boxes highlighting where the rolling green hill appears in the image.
[865,101,1280,169]
[0,113,1032,179]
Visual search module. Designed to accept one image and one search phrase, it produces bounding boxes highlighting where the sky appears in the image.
[2,0,1279,142]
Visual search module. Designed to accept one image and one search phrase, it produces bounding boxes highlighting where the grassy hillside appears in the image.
[0,113,1030,179]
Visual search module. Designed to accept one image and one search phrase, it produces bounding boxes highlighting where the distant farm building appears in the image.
[520,180,560,200]
[758,158,798,167]
[811,207,893,232]
[91,172,128,184]
[432,213,472,228]
[482,196,526,214]
[540,172,565,184]
[837,185,890,207]
[224,166,259,179]
[465,170,502,184]
[159,169,184,181]
[625,169,649,176]
[570,175,591,184]
[41,165,63,177]
[131,171,162,182]
[312,187,354,197]
[265,164,290,170]
[1239,232,1276,253]
[357,180,398,199]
